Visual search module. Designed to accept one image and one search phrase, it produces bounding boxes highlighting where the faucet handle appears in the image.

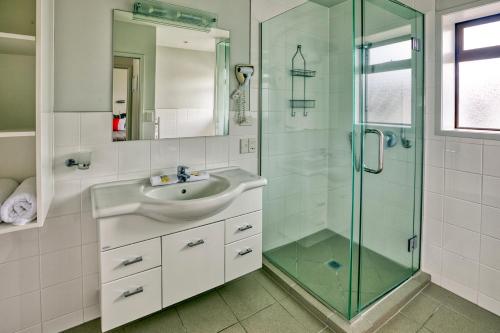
[177,165,189,174]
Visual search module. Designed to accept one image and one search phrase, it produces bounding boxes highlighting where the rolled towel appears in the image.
[0,179,19,219]
[0,177,37,225]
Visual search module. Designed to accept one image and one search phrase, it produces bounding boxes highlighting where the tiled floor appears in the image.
[264,229,410,317]
[65,270,500,333]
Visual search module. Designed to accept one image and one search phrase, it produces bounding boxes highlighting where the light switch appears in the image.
[248,138,257,153]
[240,138,249,154]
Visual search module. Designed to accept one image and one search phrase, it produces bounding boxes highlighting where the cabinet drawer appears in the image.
[101,238,161,283]
[162,221,224,307]
[101,267,162,332]
[225,210,262,244]
[225,234,262,282]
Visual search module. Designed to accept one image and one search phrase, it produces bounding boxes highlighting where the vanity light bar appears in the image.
[133,0,218,30]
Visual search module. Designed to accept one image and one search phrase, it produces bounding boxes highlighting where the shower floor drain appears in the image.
[326,260,342,270]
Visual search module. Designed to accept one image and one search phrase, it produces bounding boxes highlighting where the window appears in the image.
[455,14,500,131]
[366,37,413,125]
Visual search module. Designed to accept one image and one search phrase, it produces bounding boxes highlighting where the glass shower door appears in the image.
[354,0,424,311]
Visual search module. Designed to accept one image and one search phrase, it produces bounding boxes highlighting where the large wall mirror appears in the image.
[112,9,230,141]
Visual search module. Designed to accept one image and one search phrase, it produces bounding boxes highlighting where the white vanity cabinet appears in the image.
[162,221,225,307]
[97,185,263,332]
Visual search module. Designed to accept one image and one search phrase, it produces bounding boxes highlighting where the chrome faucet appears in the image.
[177,165,190,183]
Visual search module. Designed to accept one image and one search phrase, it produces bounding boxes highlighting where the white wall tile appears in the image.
[445,141,482,174]
[206,136,230,164]
[39,214,81,254]
[54,113,80,147]
[424,166,444,193]
[150,139,179,170]
[179,137,206,166]
[482,205,500,240]
[82,243,98,276]
[425,139,444,167]
[479,265,500,303]
[79,144,118,178]
[478,293,500,318]
[41,279,83,322]
[83,305,100,322]
[424,191,443,221]
[48,180,81,217]
[0,230,39,264]
[480,235,500,271]
[0,257,40,300]
[444,169,482,203]
[81,211,97,245]
[0,291,41,333]
[443,223,480,261]
[80,113,112,145]
[483,145,500,178]
[40,247,82,288]
[41,310,83,333]
[17,324,42,333]
[442,250,479,293]
[483,176,500,208]
[118,141,150,174]
[82,274,99,308]
[443,196,481,232]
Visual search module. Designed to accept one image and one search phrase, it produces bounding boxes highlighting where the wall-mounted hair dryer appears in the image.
[232,64,254,125]
[235,64,254,90]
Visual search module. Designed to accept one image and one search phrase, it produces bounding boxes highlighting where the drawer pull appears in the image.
[122,256,143,266]
[187,239,205,247]
[238,248,253,256]
[122,286,144,298]
[237,224,253,232]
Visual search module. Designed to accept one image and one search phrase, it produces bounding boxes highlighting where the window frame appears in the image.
[455,13,500,131]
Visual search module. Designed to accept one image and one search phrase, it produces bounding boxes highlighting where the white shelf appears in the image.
[0,32,36,56]
[0,130,36,138]
[0,220,39,235]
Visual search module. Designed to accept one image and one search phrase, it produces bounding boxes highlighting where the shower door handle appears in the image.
[363,128,384,174]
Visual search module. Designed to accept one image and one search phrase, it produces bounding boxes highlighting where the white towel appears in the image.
[0,179,19,220]
[0,177,37,225]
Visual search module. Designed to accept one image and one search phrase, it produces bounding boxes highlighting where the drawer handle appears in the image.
[237,224,253,232]
[238,248,253,256]
[122,256,143,266]
[122,286,144,298]
[187,239,205,247]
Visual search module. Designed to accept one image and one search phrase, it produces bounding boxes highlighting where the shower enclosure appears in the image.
[260,0,424,319]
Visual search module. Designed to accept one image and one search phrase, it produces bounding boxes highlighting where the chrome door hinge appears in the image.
[411,37,421,52]
[408,235,418,252]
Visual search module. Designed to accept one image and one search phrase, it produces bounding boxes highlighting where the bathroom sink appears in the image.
[91,167,267,223]
[143,175,230,201]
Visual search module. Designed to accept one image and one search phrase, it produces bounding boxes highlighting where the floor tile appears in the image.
[377,314,421,333]
[424,307,480,333]
[123,308,185,333]
[241,303,306,333]
[279,296,326,333]
[62,319,123,333]
[219,323,246,333]
[400,294,440,324]
[218,274,276,320]
[176,291,237,333]
[252,270,289,301]
[422,284,500,331]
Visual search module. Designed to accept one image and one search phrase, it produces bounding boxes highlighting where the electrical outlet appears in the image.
[240,138,249,154]
[248,137,257,153]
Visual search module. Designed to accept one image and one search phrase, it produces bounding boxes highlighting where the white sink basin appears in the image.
[91,168,267,223]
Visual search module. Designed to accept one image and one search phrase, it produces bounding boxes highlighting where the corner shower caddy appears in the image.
[290,44,316,117]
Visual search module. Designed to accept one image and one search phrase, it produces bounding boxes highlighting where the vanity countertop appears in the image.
[91,167,267,223]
